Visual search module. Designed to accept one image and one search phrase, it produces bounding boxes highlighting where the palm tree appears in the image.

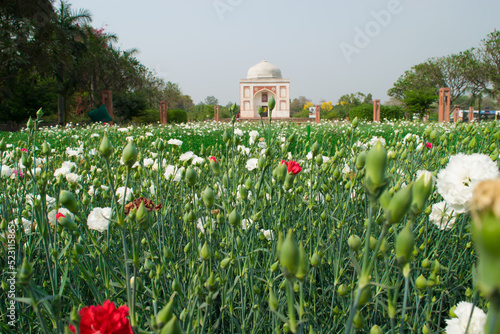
[51,0,92,124]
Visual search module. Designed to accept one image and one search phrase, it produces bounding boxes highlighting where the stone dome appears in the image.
[247,60,282,79]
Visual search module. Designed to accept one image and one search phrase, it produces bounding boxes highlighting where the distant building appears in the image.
[240,60,290,119]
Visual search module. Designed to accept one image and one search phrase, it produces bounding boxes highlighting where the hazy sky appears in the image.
[68,0,500,105]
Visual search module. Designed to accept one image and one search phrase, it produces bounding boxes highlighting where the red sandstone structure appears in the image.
[373,100,381,122]
[101,90,114,120]
[438,88,451,122]
[469,107,474,122]
[453,105,459,123]
[160,101,167,124]
[214,105,219,122]
[315,105,321,124]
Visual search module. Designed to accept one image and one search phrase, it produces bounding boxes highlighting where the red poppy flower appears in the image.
[56,213,66,221]
[282,160,302,175]
[69,300,133,334]
[210,156,217,163]
[426,142,432,149]
[21,148,28,153]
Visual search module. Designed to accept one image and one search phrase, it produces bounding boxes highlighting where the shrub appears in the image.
[292,109,309,118]
[114,92,148,120]
[167,108,188,124]
[349,104,404,121]
[131,109,160,124]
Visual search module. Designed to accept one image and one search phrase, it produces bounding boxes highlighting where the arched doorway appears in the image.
[253,90,274,118]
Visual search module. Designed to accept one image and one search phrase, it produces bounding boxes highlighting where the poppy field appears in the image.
[1,112,500,334]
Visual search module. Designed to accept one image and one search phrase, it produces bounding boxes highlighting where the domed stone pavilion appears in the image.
[239,60,290,119]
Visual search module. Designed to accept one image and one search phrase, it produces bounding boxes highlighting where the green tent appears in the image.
[88,105,113,123]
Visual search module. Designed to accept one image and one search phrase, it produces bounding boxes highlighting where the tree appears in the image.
[436,54,469,104]
[162,82,182,108]
[51,0,92,124]
[388,61,444,101]
[204,96,218,106]
[460,30,500,106]
[363,93,373,104]
[402,88,438,119]
[290,96,311,115]
[0,0,57,120]
[338,92,366,106]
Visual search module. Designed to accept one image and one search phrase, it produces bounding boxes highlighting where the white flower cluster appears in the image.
[115,186,133,205]
[445,301,487,334]
[87,207,112,233]
[437,154,499,213]
[54,161,77,177]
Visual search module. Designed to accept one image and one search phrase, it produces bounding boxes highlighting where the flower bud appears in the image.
[429,129,438,140]
[26,117,34,128]
[353,311,364,329]
[163,246,173,259]
[200,242,211,261]
[352,117,359,128]
[185,167,197,187]
[258,105,264,116]
[206,272,217,292]
[268,288,278,311]
[202,186,215,208]
[470,179,500,300]
[18,258,33,286]
[59,216,77,231]
[160,315,183,334]
[99,133,113,158]
[370,325,383,334]
[280,229,300,279]
[122,141,138,168]
[209,159,220,174]
[258,156,266,169]
[228,209,241,228]
[277,162,287,182]
[386,183,413,224]
[356,151,366,170]
[337,284,348,296]
[310,252,320,266]
[136,201,150,230]
[296,241,309,282]
[238,186,248,199]
[157,298,174,328]
[59,190,79,214]
[21,152,31,169]
[395,225,414,267]
[348,234,362,251]
[222,130,231,144]
[411,171,434,214]
[268,95,276,111]
[416,274,427,290]
[311,141,320,157]
[364,141,387,198]
[42,142,51,155]
[220,258,231,268]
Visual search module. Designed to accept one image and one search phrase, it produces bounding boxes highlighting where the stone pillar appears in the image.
[101,90,114,120]
[160,101,167,124]
[214,105,219,122]
[438,88,451,122]
[373,99,381,122]
[469,107,474,122]
[424,114,429,122]
[453,105,459,123]
[315,105,321,124]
